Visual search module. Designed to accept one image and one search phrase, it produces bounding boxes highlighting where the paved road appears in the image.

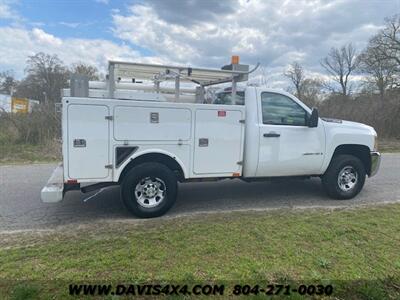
[0,153,399,231]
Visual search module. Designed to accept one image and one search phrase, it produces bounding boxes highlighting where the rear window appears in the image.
[214,91,245,105]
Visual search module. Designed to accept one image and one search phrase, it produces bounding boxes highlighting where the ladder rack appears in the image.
[66,57,258,103]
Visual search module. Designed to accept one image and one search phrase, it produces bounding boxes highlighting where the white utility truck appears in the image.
[41,57,381,218]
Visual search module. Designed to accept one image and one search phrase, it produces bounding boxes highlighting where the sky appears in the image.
[0,0,399,87]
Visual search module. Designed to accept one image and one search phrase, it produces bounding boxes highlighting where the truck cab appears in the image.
[242,87,379,178]
[41,59,381,218]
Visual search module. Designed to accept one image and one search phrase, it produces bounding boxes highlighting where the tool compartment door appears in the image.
[193,108,244,175]
[67,104,110,180]
[113,105,191,141]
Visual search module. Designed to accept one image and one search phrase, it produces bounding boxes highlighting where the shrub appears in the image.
[317,93,400,138]
[0,104,60,145]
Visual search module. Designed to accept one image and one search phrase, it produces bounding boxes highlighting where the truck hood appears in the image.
[321,117,377,135]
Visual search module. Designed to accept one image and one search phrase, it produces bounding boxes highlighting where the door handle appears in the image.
[263,132,280,137]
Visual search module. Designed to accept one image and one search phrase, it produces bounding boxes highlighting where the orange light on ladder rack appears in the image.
[231,55,240,65]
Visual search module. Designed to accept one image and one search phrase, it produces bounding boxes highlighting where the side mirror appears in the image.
[308,108,319,128]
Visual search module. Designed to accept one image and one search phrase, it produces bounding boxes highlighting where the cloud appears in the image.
[144,0,238,25]
[112,2,272,67]
[32,28,62,46]
[94,0,109,4]
[0,1,13,19]
[0,0,21,21]
[59,21,81,28]
[112,0,399,76]
[0,26,164,78]
[0,0,399,89]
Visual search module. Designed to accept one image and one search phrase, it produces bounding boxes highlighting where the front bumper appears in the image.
[370,151,381,177]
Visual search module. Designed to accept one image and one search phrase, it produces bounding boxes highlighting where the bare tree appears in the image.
[368,14,400,90]
[0,70,18,95]
[358,45,397,98]
[20,52,69,103]
[371,14,400,66]
[284,62,305,99]
[320,43,359,96]
[71,63,100,81]
[300,78,324,107]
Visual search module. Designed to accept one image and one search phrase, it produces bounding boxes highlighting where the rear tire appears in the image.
[322,154,366,200]
[121,162,177,218]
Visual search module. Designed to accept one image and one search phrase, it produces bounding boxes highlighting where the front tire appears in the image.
[121,162,177,218]
[322,154,366,199]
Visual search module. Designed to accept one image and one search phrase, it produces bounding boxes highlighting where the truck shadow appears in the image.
[52,177,348,224]
[173,178,329,214]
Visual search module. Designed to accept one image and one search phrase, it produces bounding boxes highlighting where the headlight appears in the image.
[373,134,378,151]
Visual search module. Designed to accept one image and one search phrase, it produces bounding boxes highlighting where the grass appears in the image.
[0,204,400,299]
[0,142,61,164]
[378,138,400,153]
[8,284,40,300]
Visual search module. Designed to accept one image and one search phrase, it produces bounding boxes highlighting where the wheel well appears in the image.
[332,144,371,175]
[118,153,185,183]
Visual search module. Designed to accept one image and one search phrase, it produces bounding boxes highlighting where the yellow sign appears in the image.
[11,97,29,114]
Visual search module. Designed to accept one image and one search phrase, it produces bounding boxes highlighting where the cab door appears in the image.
[256,91,325,177]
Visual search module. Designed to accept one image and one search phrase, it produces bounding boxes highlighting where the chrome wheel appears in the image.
[337,166,358,192]
[134,177,166,208]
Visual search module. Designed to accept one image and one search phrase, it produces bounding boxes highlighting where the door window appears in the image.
[261,92,307,126]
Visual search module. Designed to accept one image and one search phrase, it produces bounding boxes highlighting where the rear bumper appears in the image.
[41,163,64,203]
[370,151,381,177]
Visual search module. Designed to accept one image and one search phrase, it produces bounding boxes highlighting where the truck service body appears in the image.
[41,59,381,218]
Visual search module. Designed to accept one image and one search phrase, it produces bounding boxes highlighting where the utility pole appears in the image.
[43,91,48,105]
